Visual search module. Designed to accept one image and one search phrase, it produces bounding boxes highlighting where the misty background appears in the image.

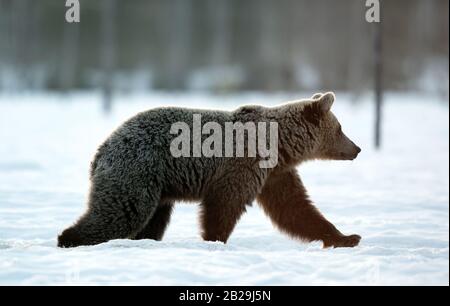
[0,0,448,97]
[0,1,449,285]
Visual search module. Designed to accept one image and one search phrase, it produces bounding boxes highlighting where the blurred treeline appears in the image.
[0,0,448,94]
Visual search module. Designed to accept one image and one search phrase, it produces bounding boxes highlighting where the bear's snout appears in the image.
[348,145,361,160]
[353,145,362,158]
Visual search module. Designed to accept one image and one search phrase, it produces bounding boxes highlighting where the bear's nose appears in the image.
[356,146,362,154]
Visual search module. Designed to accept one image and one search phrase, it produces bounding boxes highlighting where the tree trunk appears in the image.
[101,0,117,113]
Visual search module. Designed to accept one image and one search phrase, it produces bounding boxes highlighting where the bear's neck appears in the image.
[266,105,318,168]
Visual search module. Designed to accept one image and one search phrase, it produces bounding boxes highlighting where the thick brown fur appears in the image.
[198,92,362,247]
[58,92,362,249]
[133,200,174,241]
[257,169,361,248]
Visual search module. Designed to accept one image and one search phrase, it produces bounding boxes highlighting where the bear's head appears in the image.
[302,92,361,161]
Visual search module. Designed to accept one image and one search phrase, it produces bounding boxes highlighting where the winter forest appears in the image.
[0,0,448,95]
[0,0,448,286]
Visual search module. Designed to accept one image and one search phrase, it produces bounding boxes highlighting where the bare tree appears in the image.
[159,0,192,90]
[209,0,231,67]
[61,17,79,91]
[11,0,28,90]
[101,0,117,113]
[374,9,383,149]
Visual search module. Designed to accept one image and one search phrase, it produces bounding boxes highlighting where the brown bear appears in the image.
[58,92,362,248]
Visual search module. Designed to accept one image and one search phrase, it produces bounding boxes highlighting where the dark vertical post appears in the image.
[101,0,117,114]
[61,20,79,91]
[374,7,383,149]
[12,0,28,90]
[165,0,191,90]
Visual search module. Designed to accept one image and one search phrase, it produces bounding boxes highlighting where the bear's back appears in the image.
[90,107,234,196]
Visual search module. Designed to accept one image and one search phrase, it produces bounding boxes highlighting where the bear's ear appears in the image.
[311,93,323,100]
[316,92,335,113]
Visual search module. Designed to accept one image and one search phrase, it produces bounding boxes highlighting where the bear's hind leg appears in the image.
[133,200,174,241]
[58,182,160,248]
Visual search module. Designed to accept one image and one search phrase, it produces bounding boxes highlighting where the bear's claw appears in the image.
[323,234,361,249]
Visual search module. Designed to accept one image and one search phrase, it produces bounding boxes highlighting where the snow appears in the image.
[0,92,448,285]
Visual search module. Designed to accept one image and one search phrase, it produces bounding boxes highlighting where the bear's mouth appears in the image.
[338,152,359,160]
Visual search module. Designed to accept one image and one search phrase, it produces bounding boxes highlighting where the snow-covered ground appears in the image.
[0,92,448,285]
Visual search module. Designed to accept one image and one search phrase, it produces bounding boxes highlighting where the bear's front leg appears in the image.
[257,169,361,248]
[200,196,247,243]
[200,170,261,243]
